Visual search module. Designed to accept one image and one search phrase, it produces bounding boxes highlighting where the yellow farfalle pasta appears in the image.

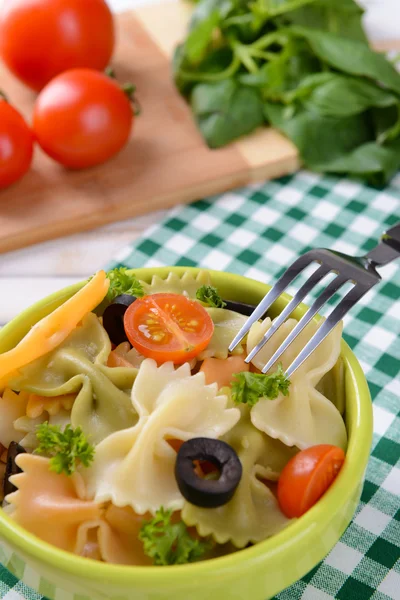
[140,270,211,297]
[85,359,240,514]
[247,317,347,450]
[182,419,295,547]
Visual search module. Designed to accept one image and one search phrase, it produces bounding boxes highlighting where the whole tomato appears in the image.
[33,69,134,169]
[0,97,34,189]
[0,0,114,91]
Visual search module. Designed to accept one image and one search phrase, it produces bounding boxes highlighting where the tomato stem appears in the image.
[122,83,141,116]
[105,67,141,115]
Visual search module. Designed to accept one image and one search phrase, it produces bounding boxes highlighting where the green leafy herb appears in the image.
[106,267,144,302]
[174,0,400,184]
[196,284,227,308]
[191,79,264,148]
[231,364,290,407]
[35,423,95,476]
[139,507,211,565]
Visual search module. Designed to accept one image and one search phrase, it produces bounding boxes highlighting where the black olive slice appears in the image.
[223,299,257,317]
[103,294,137,345]
[4,442,26,498]
[175,438,242,508]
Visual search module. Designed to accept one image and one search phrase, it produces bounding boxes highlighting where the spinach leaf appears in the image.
[185,9,220,64]
[264,101,372,167]
[240,39,321,99]
[290,26,400,95]
[280,0,367,42]
[191,79,265,147]
[306,76,399,117]
[315,140,400,187]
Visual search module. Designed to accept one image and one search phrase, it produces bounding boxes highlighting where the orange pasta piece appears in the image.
[26,393,76,419]
[200,356,250,389]
[7,454,104,553]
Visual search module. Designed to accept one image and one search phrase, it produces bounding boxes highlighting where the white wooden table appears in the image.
[0,0,397,325]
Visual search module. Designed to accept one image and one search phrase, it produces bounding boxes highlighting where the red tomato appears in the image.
[0,0,114,91]
[277,444,345,518]
[0,99,33,189]
[124,294,214,364]
[33,69,133,169]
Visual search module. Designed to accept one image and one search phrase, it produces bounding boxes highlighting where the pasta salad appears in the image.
[0,269,347,566]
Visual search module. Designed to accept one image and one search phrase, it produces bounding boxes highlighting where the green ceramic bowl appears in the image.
[0,267,373,600]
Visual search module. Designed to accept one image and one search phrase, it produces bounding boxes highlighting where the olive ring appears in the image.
[175,438,242,508]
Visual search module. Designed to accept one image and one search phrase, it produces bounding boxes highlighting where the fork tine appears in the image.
[260,274,348,373]
[286,283,373,378]
[245,264,331,364]
[228,253,317,352]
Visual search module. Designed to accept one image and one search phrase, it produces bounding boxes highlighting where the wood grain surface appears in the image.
[0,2,298,254]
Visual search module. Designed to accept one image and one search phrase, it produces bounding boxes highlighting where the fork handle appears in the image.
[365,222,400,267]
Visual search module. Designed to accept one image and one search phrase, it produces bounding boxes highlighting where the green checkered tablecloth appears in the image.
[2,170,400,600]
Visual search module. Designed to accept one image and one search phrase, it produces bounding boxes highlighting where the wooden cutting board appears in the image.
[0,2,395,254]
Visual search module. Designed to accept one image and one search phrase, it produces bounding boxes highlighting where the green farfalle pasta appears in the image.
[8,313,138,445]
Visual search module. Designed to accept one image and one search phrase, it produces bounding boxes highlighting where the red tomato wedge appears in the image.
[124,293,214,364]
[277,444,345,518]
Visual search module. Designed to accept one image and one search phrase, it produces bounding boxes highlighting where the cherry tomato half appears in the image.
[124,293,214,364]
[0,0,114,91]
[33,69,133,169]
[277,444,345,518]
[0,100,33,190]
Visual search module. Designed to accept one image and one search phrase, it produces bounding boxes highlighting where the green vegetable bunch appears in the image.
[174,0,400,185]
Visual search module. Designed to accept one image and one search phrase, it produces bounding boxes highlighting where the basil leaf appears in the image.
[191,79,265,147]
[265,101,372,166]
[281,0,367,42]
[315,140,400,187]
[290,26,400,95]
[306,76,399,117]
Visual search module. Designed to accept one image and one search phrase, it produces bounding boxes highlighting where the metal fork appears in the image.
[229,223,400,378]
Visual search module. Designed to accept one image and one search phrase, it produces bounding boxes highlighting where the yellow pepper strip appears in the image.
[0,271,109,385]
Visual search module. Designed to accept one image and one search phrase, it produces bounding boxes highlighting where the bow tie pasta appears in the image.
[182,419,294,547]
[198,309,248,359]
[140,270,211,297]
[6,454,151,565]
[85,359,240,514]
[7,313,138,445]
[247,317,347,450]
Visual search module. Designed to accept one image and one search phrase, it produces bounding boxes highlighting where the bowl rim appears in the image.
[0,266,373,585]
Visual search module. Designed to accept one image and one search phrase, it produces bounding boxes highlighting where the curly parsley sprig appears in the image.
[231,364,290,407]
[139,507,211,565]
[106,267,144,302]
[196,284,226,308]
[35,423,95,476]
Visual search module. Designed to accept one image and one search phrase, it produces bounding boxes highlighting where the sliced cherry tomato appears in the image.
[33,69,133,169]
[277,444,345,518]
[124,293,214,364]
[0,0,114,91]
[0,99,33,189]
